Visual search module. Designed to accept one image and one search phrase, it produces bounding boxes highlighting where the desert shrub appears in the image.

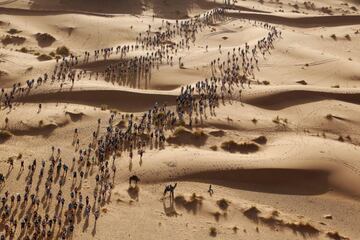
[7,28,21,35]
[0,130,12,143]
[221,140,259,154]
[325,114,333,120]
[217,198,230,210]
[209,227,217,237]
[19,47,29,53]
[210,145,218,151]
[37,54,52,61]
[1,35,26,45]
[56,46,70,56]
[35,33,55,43]
[252,136,267,145]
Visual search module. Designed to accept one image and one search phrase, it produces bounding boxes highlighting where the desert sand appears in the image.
[0,0,360,239]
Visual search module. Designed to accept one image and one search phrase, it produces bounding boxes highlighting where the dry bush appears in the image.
[217,198,230,210]
[325,114,333,120]
[321,7,333,14]
[7,28,22,35]
[1,35,26,45]
[168,127,208,147]
[252,136,267,145]
[304,1,316,10]
[221,140,259,154]
[35,33,56,47]
[296,80,307,85]
[37,54,52,61]
[56,46,70,57]
[19,47,29,53]
[0,130,12,143]
[209,227,217,237]
[210,145,218,151]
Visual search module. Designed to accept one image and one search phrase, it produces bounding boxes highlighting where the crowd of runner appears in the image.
[0,7,281,239]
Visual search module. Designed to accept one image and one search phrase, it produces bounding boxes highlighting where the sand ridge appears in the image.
[0,0,360,239]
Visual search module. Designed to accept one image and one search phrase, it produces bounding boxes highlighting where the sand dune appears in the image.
[0,0,360,239]
[242,86,360,110]
[226,10,360,27]
[14,86,177,112]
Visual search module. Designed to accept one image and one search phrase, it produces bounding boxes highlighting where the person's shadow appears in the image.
[163,198,178,217]
[83,215,89,232]
[92,220,97,236]
[127,186,139,201]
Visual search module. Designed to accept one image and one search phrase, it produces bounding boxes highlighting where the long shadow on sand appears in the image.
[177,168,331,195]
[28,0,264,18]
[30,0,143,15]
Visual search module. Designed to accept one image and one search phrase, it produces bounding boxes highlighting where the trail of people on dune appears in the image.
[0,6,287,239]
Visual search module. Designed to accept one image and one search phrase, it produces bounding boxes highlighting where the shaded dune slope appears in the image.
[243,88,360,110]
[15,89,177,112]
[226,11,360,27]
[178,168,330,195]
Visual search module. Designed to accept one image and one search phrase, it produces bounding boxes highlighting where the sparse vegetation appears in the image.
[168,127,208,147]
[330,34,337,40]
[217,198,230,210]
[345,34,351,41]
[56,46,70,57]
[326,114,333,120]
[0,130,12,143]
[7,28,22,35]
[252,136,267,145]
[221,140,259,154]
[35,33,56,47]
[296,80,307,85]
[19,47,29,53]
[209,227,217,237]
[273,116,288,125]
[1,35,26,45]
[210,145,218,151]
[304,1,316,10]
[321,6,333,14]
[37,54,52,61]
